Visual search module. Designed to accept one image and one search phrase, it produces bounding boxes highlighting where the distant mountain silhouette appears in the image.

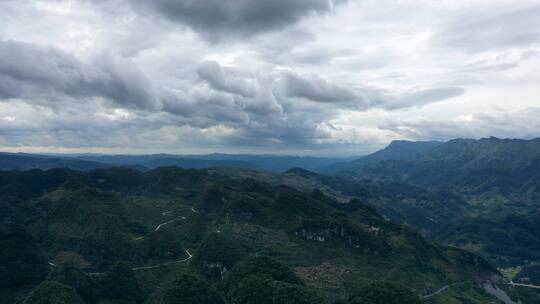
[0,153,112,171]
[318,140,442,174]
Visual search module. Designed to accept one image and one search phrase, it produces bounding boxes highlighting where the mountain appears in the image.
[319,140,442,174]
[436,213,540,266]
[352,137,540,187]
[73,154,349,172]
[143,157,256,170]
[213,166,471,236]
[318,137,540,270]
[0,167,499,304]
[0,152,351,173]
[0,153,113,171]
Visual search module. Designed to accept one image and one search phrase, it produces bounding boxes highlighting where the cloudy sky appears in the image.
[0,0,539,156]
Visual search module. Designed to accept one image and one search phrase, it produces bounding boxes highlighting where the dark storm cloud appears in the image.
[129,0,346,42]
[0,40,158,109]
[2,0,540,155]
[0,36,460,143]
[194,61,465,117]
[161,88,250,127]
[0,40,81,99]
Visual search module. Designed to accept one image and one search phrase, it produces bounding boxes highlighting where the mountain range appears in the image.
[318,140,443,174]
[3,137,540,303]
[0,152,350,173]
[1,167,498,304]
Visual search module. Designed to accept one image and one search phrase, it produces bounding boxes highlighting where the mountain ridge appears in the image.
[318,140,442,174]
[0,167,499,303]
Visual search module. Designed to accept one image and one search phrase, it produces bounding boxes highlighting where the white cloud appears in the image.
[0,0,539,155]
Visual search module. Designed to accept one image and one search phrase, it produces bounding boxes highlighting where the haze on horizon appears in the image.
[0,0,539,156]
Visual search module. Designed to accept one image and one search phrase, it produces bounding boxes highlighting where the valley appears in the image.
[2,0,539,302]
[2,137,540,303]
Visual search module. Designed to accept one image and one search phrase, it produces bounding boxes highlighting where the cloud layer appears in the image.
[0,40,158,109]
[0,0,539,155]
[129,0,345,42]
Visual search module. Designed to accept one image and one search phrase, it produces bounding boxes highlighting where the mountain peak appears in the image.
[387,140,416,147]
[284,167,319,178]
[319,140,442,173]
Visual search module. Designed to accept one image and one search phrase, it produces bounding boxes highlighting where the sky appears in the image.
[0,0,539,156]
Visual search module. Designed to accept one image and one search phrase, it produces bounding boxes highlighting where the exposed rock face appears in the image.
[295,262,350,289]
[483,283,519,304]
[294,220,389,255]
[202,261,228,279]
[240,211,253,220]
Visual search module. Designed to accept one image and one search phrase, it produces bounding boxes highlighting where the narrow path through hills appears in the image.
[422,281,525,302]
[421,285,451,299]
[132,249,193,271]
[380,265,466,300]
[86,249,193,276]
[120,207,197,272]
[78,207,200,276]
[137,205,197,237]
[508,281,540,289]
[154,216,186,231]
[421,282,469,299]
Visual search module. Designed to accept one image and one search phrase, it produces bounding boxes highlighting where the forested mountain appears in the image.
[0,168,498,304]
[0,153,113,171]
[343,137,540,189]
[327,138,540,228]
[71,154,348,172]
[317,137,540,297]
[319,140,442,174]
[4,137,540,303]
[0,152,349,173]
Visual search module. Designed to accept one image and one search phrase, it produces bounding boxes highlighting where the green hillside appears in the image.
[0,167,499,303]
[318,137,540,270]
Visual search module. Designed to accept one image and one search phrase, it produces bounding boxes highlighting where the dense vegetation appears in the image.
[0,152,345,172]
[319,140,442,174]
[0,167,498,303]
[306,138,540,269]
[207,137,540,302]
[22,281,83,304]
[339,282,422,304]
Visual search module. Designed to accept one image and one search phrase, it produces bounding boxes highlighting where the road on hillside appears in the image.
[87,249,193,276]
[132,249,193,271]
[154,216,186,231]
[421,285,451,299]
[86,207,198,276]
[421,281,470,299]
[509,281,540,289]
